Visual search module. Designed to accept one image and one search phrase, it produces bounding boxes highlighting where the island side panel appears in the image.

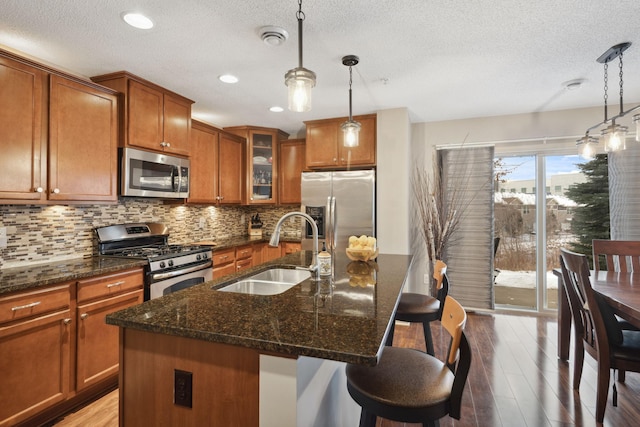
[119,328,260,426]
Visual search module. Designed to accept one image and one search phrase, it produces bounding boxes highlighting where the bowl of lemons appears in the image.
[346,235,378,261]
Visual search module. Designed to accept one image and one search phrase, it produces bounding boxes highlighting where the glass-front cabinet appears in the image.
[224,126,289,204]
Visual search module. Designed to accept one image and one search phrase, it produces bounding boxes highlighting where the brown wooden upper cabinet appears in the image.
[0,51,118,203]
[279,138,305,205]
[91,71,193,157]
[189,120,245,205]
[304,114,376,169]
[224,126,289,205]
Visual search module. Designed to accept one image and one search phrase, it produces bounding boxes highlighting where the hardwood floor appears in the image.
[50,312,640,427]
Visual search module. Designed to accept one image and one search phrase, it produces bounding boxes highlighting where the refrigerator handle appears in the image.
[330,196,337,251]
[325,196,332,249]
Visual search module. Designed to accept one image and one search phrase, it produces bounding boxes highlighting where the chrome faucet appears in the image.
[270,212,319,280]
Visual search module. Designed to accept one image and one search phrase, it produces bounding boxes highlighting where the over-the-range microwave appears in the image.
[121,147,190,199]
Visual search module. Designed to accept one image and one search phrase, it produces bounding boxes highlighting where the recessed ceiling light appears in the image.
[269,106,284,113]
[219,74,239,84]
[122,12,154,29]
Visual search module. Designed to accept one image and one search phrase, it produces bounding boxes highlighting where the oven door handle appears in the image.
[151,261,213,281]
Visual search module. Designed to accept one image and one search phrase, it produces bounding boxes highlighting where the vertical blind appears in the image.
[440,146,495,309]
[609,143,640,240]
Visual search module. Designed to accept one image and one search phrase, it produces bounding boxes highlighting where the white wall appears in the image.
[376,108,411,255]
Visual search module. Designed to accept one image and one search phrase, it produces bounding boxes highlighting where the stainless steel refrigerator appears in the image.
[301,169,376,252]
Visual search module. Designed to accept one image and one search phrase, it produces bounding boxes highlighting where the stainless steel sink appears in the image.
[246,268,311,284]
[217,268,311,295]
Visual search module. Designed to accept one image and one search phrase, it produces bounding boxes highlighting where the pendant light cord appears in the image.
[348,65,354,121]
[297,0,305,68]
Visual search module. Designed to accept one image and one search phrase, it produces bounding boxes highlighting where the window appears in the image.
[521,187,527,193]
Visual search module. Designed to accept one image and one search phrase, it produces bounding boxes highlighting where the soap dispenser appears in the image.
[318,242,332,276]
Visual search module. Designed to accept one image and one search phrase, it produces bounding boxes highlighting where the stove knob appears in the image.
[160,261,166,269]
[202,252,208,259]
[168,260,174,267]
[196,254,202,260]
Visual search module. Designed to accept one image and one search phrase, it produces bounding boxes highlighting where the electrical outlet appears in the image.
[424,273,429,284]
[0,227,6,238]
[198,217,205,229]
[0,237,6,249]
[174,370,193,408]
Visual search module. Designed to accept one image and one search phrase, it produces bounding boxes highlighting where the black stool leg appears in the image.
[359,409,376,427]
[423,320,434,355]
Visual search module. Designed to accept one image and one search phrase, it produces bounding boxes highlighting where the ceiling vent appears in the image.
[259,26,289,46]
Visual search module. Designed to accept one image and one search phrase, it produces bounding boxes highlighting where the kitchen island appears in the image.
[106,250,413,426]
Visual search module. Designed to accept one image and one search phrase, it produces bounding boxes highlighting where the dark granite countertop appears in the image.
[106,251,413,366]
[0,256,147,295]
[192,234,301,251]
[0,235,301,296]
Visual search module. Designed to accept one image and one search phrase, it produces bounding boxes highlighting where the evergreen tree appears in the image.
[565,154,609,260]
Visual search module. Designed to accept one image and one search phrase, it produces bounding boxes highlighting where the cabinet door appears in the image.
[218,133,244,204]
[49,75,118,201]
[163,94,191,156]
[263,244,282,262]
[305,121,339,168]
[0,56,47,201]
[0,311,71,426]
[76,289,142,391]
[279,139,305,205]
[338,115,376,167]
[252,242,266,266]
[189,125,219,203]
[128,79,164,152]
[249,130,276,204]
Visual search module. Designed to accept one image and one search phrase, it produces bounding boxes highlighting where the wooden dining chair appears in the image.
[560,248,640,423]
[592,239,640,272]
[346,295,471,427]
[385,260,448,355]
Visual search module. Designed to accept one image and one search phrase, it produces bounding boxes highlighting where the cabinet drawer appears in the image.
[213,263,237,278]
[0,284,71,325]
[236,245,253,260]
[213,248,235,266]
[236,258,252,272]
[77,268,143,303]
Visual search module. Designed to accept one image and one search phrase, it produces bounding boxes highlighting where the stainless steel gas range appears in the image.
[95,223,213,300]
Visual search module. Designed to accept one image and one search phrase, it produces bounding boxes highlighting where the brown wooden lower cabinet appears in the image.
[0,268,143,426]
[0,283,72,426]
[76,289,142,391]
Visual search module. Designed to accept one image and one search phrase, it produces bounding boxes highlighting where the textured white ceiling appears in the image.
[2,0,640,137]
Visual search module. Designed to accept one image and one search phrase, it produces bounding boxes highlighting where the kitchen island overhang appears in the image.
[107,251,413,426]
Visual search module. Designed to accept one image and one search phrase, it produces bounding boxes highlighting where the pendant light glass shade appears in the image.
[600,122,627,152]
[576,135,598,159]
[285,67,316,112]
[341,120,361,147]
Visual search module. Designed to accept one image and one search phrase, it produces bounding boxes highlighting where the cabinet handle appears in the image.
[63,318,72,325]
[35,187,43,193]
[220,255,228,260]
[81,313,89,320]
[160,142,166,147]
[219,196,224,200]
[11,301,41,311]
[51,188,60,194]
[106,280,125,288]
[333,158,337,162]
[166,142,171,148]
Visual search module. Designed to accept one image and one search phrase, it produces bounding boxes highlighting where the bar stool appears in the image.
[385,260,448,355]
[346,295,471,427]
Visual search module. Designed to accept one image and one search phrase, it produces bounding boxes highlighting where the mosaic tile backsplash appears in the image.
[0,199,301,269]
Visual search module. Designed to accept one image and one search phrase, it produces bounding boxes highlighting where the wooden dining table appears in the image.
[555,269,640,360]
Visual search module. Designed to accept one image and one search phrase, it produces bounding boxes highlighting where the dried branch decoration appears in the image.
[412,154,475,262]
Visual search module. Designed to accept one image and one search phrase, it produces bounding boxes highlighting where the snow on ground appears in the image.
[495,270,558,289]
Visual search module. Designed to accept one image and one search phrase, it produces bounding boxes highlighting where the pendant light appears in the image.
[341,55,361,147]
[284,0,316,112]
[577,42,640,157]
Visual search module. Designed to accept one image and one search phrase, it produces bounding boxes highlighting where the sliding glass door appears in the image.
[494,153,584,311]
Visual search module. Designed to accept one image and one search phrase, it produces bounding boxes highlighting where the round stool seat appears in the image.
[346,347,454,423]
